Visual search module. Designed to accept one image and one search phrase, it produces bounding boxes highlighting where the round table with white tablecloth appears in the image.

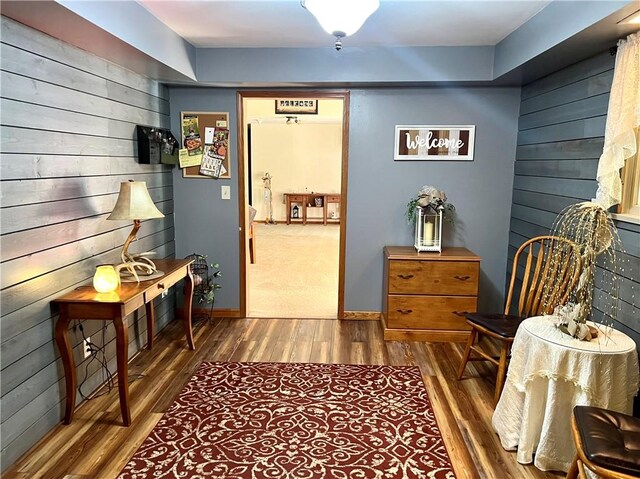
[492,316,639,473]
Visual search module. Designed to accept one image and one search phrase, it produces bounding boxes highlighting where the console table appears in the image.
[285,193,341,225]
[52,258,194,426]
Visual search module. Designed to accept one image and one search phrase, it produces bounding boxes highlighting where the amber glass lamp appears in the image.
[93,265,120,293]
[107,180,164,281]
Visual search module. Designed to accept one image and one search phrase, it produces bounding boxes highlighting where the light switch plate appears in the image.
[221,185,231,200]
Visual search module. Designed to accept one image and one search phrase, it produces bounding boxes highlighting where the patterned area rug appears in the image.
[118,362,456,479]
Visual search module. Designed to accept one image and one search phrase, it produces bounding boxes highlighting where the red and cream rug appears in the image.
[118,362,456,479]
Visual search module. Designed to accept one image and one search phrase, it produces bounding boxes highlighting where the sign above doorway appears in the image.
[275,98,319,115]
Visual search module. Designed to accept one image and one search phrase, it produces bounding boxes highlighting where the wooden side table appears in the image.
[284,193,342,225]
[52,258,194,426]
[325,194,341,224]
[285,193,305,224]
[381,246,480,342]
[493,317,638,472]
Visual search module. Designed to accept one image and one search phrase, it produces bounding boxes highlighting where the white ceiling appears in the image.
[138,0,551,48]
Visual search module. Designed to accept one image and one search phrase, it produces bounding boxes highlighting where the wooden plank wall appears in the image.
[0,17,177,469]
[508,50,640,346]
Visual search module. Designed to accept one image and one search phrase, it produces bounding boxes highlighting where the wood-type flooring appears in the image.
[5,318,563,479]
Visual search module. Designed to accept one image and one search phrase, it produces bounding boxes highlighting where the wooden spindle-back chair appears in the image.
[457,235,582,404]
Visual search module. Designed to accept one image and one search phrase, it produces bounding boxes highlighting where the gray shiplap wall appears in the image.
[0,17,176,469]
[508,50,640,346]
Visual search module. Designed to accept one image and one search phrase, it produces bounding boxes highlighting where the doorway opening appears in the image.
[237,91,350,319]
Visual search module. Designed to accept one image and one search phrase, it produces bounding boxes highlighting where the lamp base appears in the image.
[120,270,164,282]
[115,253,162,283]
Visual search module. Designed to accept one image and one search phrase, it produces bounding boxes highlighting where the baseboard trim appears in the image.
[182,308,244,319]
[186,309,380,321]
[343,311,381,321]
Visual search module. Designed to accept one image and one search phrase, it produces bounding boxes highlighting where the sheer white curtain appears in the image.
[595,32,640,209]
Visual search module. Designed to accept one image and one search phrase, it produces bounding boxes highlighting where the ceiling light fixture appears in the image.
[301,0,379,51]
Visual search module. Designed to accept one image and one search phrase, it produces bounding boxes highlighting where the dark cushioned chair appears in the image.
[567,406,640,479]
[457,235,582,404]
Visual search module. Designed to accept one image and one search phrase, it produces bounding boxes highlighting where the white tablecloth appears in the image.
[492,316,639,472]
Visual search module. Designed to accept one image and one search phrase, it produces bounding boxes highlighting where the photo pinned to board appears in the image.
[199,128,229,178]
[182,115,203,157]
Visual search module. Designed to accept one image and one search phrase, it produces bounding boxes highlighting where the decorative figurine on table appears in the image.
[545,202,624,341]
[406,186,455,252]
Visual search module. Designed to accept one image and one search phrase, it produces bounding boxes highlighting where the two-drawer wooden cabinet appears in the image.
[381,246,481,342]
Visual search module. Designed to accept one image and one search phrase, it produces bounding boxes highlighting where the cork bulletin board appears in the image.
[180,111,231,179]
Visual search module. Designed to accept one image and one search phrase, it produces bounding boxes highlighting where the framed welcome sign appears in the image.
[394,125,475,161]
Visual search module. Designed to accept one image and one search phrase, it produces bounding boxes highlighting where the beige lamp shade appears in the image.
[107,181,164,221]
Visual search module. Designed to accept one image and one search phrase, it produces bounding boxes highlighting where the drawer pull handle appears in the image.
[396,309,413,314]
[452,311,469,317]
[454,275,471,281]
[398,274,414,280]
[158,283,165,290]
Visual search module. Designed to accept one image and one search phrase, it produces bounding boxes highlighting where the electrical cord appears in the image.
[76,320,114,400]
[76,320,147,400]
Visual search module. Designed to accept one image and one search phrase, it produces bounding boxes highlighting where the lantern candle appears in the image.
[424,221,434,244]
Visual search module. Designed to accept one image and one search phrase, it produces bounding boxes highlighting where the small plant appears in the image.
[193,256,222,305]
[406,185,456,225]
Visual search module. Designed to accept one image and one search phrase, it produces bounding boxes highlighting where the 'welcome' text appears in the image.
[405,131,464,150]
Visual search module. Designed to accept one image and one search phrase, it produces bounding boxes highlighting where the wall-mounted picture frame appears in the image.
[394,125,475,161]
[275,99,318,115]
[180,111,231,179]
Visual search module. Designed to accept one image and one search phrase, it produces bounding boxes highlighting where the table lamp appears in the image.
[108,180,164,281]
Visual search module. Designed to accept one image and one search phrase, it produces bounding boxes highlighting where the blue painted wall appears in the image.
[195,47,495,84]
[493,0,630,78]
[170,86,521,313]
[168,89,240,309]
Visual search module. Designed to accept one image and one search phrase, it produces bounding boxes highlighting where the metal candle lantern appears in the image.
[414,205,443,252]
[407,186,454,253]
